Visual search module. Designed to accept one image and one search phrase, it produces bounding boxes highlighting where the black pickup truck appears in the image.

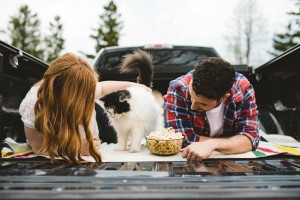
[92,44,251,94]
[0,41,300,200]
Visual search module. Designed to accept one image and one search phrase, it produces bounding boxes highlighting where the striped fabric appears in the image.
[1,137,35,158]
[164,70,260,150]
[1,137,300,161]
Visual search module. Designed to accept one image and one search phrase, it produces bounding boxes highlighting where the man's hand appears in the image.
[180,140,216,161]
[180,135,253,161]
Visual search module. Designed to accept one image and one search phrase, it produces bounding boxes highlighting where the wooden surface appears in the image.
[1,158,300,199]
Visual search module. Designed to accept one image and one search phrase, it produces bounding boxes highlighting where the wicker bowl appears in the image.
[146,138,183,156]
[146,127,183,156]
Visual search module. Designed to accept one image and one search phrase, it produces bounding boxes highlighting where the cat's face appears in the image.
[99,89,131,118]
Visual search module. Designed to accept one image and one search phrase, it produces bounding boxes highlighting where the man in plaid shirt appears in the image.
[164,57,259,161]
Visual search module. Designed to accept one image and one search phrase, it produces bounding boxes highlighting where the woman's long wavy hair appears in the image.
[34,53,101,164]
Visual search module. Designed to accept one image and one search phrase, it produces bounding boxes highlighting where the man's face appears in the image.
[188,81,219,112]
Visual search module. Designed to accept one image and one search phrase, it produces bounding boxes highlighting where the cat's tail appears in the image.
[120,49,154,88]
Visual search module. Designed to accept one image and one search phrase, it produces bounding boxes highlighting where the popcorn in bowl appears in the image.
[146,127,184,155]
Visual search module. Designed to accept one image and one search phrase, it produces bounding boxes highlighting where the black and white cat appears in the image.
[99,50,164,152]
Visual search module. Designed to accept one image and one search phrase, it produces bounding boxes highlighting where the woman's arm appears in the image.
[95,81,151,99]
[24,125,45,154]
[24,125,100,156]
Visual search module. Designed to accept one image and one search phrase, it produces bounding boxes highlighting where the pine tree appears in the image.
[272,0,300,55]
[7,5,44,59]
[44,16,65,63]
[86,0,123,59]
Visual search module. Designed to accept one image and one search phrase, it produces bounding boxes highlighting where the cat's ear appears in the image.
[118,90,130,102]
[119,95,127,102]
[99,96,105,102]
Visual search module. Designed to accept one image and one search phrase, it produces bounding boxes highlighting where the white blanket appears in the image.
[82,143,274,162]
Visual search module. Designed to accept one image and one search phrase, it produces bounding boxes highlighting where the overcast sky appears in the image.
[0,0,296,66]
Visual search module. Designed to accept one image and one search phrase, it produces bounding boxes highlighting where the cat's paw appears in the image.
[114,145,126,151]
[129,146,141,153]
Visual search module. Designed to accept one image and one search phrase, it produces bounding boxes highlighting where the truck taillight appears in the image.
[144,44,173,49]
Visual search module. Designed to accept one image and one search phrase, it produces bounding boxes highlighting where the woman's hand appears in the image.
[93,137,101,149]
[81,136,101,156]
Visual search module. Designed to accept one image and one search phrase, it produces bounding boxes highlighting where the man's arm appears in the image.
[180,134,252,161]
[214,134,253,154]
[234,83,260,150]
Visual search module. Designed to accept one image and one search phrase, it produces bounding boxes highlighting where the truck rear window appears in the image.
[97,49,217,70]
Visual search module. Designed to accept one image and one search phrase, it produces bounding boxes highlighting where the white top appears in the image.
[19,86,99,137]
[205,101,225,137]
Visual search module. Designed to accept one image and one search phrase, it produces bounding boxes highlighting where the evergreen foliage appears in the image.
[272,0,300,55]
[8,5,44,59]
[5,5,65,62]
[44,16,65,63]
[86,0,123,59]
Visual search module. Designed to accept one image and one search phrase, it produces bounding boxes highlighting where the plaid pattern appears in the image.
[164,70,260,150]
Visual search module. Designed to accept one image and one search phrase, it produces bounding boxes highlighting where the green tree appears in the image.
[44,16,65,63]
[85,0,123,59]
[272,0,300,55]
[8,5,44,59]
[6,4,65,62]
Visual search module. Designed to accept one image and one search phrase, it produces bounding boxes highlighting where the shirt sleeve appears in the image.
[163,84,200,147]
[235,83,260,150]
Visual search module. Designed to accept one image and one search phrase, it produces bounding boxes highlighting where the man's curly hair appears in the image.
[192,57,235,101]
